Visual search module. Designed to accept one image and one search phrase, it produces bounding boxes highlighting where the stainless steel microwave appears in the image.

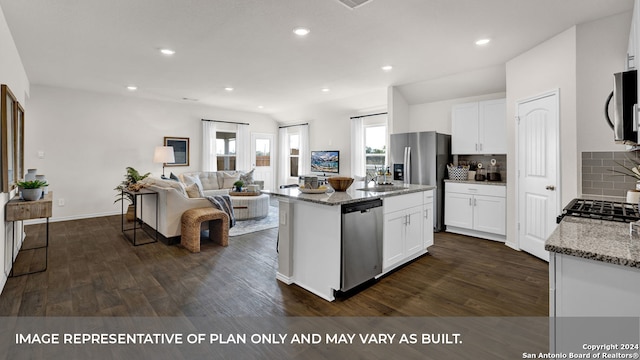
[605,69,638,145]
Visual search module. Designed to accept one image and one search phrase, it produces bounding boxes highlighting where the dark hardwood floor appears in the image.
[0,216,548,317]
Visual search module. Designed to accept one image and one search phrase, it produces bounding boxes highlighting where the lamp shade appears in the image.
[153,146,175,163]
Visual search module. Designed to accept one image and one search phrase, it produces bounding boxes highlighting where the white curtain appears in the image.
[299,124,310,176]
[351,117,365,178]
[236,123,250,170]
[202,121,217,171]
[278,127,289,186]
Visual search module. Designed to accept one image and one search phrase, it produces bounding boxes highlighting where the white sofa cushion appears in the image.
[219,171,242,189]
[180,172,221,190]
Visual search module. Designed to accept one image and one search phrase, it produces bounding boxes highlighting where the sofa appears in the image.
[137,170,265,244]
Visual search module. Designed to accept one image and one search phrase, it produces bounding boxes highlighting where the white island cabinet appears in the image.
[268,183,435,301]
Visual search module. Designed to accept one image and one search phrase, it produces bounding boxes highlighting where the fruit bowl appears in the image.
[327,177,354,192]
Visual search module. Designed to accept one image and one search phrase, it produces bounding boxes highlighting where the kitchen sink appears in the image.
[356,186,408,193]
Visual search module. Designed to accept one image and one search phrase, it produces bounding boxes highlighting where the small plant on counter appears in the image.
[611,157,640,181]
[17,179,48,189]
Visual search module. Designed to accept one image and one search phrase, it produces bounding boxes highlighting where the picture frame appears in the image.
[1,84,18,192]
[164,136,189,166]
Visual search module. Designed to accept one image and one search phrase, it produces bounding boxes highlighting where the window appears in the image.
[289,134,300,177]
[216,131,236,170]
[255,138,271,167]
[364,125,387,170]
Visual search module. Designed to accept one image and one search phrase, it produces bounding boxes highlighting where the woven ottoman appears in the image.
[229,193,270,220]
[181,207,229,253]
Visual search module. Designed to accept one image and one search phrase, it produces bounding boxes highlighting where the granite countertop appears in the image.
[265,181,436,206]
[545,217,640,268]
[444,179,507,186]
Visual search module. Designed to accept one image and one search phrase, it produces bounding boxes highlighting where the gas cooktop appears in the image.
[556,198,640,223]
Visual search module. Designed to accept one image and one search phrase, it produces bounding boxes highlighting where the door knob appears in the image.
[545,185,556,191]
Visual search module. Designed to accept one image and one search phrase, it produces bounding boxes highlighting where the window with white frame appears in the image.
[216,131,236,170]
[289,133,300,177]
[364,125,387,170]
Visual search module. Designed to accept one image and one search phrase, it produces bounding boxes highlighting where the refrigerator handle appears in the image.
[404,147,411,185]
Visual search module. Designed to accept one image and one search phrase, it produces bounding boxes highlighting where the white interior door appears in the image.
[517,91,560,261]
[251,133,275,191]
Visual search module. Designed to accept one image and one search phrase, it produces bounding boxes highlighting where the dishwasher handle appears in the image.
[342,199,383,214]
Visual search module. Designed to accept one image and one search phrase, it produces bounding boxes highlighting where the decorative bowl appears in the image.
[327,177,354,192]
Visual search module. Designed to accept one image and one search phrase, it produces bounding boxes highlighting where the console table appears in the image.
[5,191,52,277]
[121,188,158,246]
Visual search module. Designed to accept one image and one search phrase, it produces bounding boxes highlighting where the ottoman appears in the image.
[229,193,270,220]
[181,207,229,253]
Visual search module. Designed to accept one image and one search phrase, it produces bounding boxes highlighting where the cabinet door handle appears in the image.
[475,143,478,151]
[407,214,411,226]
[469,198,472,206]
[479,143,483,151]
[474,198,477,206]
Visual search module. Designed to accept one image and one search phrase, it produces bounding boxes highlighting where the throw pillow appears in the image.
[239,168,255,185]
[185,183,203,198]
[221,172,241,189]
[169,172,180,181]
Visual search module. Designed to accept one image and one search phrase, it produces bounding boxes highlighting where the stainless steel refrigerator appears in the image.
[390,131,451,232]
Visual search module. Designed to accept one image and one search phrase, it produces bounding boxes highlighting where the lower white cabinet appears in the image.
[382,190,434,272]
[444,182,506,242]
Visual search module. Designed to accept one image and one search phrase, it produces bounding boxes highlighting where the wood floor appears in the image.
[0,216,548,317]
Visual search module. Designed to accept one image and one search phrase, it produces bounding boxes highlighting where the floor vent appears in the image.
[336,0,372,9]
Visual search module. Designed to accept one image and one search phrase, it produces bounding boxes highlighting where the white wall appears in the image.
[388,86,410,134]
[576,11,632,153]
[506,27,578,249]
[0,5,30,292]
[408,92,506,134]
[26,85,278,221]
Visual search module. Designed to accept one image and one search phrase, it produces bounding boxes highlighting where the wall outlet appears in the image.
[58,198,65,206]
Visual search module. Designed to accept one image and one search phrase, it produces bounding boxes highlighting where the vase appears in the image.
[25,169,37,181]
[22,188,42,201]
[36,174,48,195]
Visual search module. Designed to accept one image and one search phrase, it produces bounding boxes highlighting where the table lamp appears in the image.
[154,146,175,178]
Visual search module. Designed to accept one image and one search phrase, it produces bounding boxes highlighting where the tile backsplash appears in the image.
[582,151,640,201]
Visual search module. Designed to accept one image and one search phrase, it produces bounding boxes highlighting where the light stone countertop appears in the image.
[444,179,507,186]
[265,181,436,206]
[545,216,640,268]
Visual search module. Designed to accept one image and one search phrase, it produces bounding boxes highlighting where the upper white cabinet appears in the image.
[628,0,638,70]
[451,98,506,154]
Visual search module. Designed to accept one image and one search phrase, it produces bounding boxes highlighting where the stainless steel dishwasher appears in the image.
[341,198,383,292]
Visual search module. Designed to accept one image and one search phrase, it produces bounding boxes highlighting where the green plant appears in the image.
[114,167,151,205]
[17,179,48,189]
[233,180,244,188]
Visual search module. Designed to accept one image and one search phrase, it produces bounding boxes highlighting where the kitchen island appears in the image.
[545,216,640,352]
[267,181,436,301]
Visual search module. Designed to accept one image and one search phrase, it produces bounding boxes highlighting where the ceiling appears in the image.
[0,0,634,122]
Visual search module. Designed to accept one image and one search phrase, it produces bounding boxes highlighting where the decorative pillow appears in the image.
[239,169,255,185]
[220,172,241,189]
[169,172,180,181]
[185,183,203,198]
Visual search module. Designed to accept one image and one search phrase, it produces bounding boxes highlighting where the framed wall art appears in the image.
[164,137,189,166]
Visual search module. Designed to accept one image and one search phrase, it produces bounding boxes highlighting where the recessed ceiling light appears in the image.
[293,27,310,36]
[160,48,175,55]
[224,87,234,92]
[381,65,393,71]
[321,88,330,93]
[475,38,491,46]
[126,85,137,91]
[257,105,264,109]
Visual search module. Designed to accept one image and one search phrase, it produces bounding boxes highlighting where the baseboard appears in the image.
[445,226,506,242]
[24,211,121,225]
[276,273,293,285]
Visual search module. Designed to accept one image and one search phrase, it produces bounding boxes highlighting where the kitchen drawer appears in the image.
[445,182,505,198]
[384,192,423,214]
[423,189,434,204]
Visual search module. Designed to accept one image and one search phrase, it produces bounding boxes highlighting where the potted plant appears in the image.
[17,179,48,201]
[114,167,150,221]
[611,157,640,203]
[233,180,244,192]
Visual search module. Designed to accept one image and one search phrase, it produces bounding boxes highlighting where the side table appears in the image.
[5,191,53,277]
[121,188,158,246]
